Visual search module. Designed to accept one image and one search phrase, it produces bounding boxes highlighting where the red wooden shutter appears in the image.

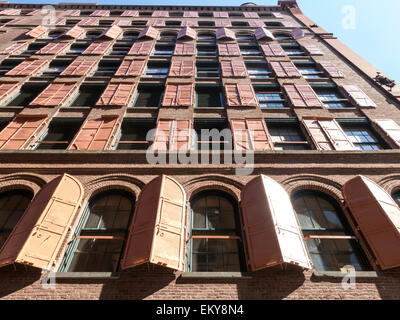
[99,25,123,39]
[181,20,198,27]
[121,175,186,271]
[36,42,70,55]
[183,11,199,18]
[68,115,119,150]
[0,82,20,104]
[319,61,344,78]
[248,20,264,27]
[146,19,165,27]
[82,42,112,55]
[243,12,259,19]
[60,60,97,76]
[342,85,377,108]
[54,17,66,26]
[271,12,284,18]
[0,174,83,270]
[90,10,110,17]
[291,28,305,39]
[230,119,272,151]
[177,27,197,40]
[64,9,80,16]
[216,27,236,40]
[225,84,258,107]
[96,83,136,107]
[138,26,159,40]
[220,60,248,78]
[112,19,131,26]
[1,42,27,55]
[29,83,77,107]
[301,117,355,150]
[343,175,400,270]
[218,43,240,56]
[153,120,170,151]
[302,44,323,55]
[174,43,195,56]
[26,25,47,38]
[215,19,232,27]
[213,11,229,18]
[241,175,312,271]
[60,25,85,39]
[231,119,250,150]
[261,43,286,57]
[375,119,400,147]
[6,18,24,25]
[121,10,139,17]
[152,10,169,18]
[128,41,154,55]
[0,9,21,15]
[153,120,192,151]
[270,61,301,78]
[162,83,193,107]
[283,84,323,108]
[27,9,41,16]
[168,60,195,77]
[77,18,99,26]
[115,59,146,77]
[254,27,275,41]
[0,115,46,150]
[5,59,48,76]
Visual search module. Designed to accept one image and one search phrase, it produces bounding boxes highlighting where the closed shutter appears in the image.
[146,19,165,27]
[302,44,323,55]
[181,20,198,27]
[283,84,323,108]
[60,25,85,39]
[261,43,286,57]
[112,19,131,26]
[152,119,170,151]
[177,27,197,40]
[152,10,169,18]
[77,18,99,26]
[90,10,110,17]
[168,60,195,77]
[301,117,356,150]
[1,42,27,55]
[82,42,112,55]
[138,26,159,40]
[216,27,236,40]
[375,119,400,147]
[0,115,46,150]
[26,25,47,38]
[60,60,97,77]
[319,61,344,78]
[99,25,123,39]
[121,10,139,17]
[248,20,264,27]
[121,175,186,271]
[64,9,80,16]
[243,12,259,19]
[343,175,400,270]
[220,60,248,78]
[162,83,193,107]
[218,43,240,56]
[215,19,232,27]
[0,9,21,15]
[213,11,229,18]
[68,115,118,150]
[128,41,154,55]
[230,119,273,151]
[96,83,136,107]
[36,42,70,55]
[153,119,192,151]
[342,85,377,108]
[0,174,83,270]
[241,175,312,271]
[174,43,195,56]
[183,11,199,18]
[271,12,284,18]
[115,59,146,77]
[270,61,301,78]
[230,119,250,150]
[225,84,258,107]
[29,82,77,107]
[5,59,48,76]
[0,82,20,104]
[254,27,275,41]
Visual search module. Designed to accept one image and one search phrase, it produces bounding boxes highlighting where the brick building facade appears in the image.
[0,0,400,300]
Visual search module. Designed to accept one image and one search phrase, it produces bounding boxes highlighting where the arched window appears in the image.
[187,190,245,272]
[392,190,400,207]
[292,190,371,271]
[0,190,33,248]
[60,190,135,272]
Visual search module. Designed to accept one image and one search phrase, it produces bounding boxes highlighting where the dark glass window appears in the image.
[6,83,48,107]
[99,20,113,26]
[194,118,231,151]
[239,45,261,56]
[48,29,65,39]
[144,60,170,78]
[196,60,219,78]
[110,42,131,56]
[21,42,47,55]
[131,20,147,26]
[198,21,214,27]
[153,44,174,56]
[42,59,71,77]
[123,31,139,40]
[0,59,24,76]
[93,60,121,77]
[232,22,248,27]
[197,34,215,41]
[341,124,384,150]
[133,84,163,108]
[313,87,350,109]
[159,32,176,40]
[236,33,253,40]
[116,118,156,150]
[165,21,181,27]
[66,43,90,55]
[283,44,305,56]
[196,44,217,56]
[70,83,106,107]
[267,121,310,150]
[392,190,400,207]
[295,63,325,79]
[86,30,103,39]
[245,61,271,79]
[196,86,223,108]
[274,33,293,41]
[255,85,286,108]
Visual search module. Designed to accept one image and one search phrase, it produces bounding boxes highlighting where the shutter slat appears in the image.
[248,20,265,27]
[26,25,48,38]
[216,27,236,40]
[1,42,27,55]
[82,42,112,55]
[115,59,146,77]
[218,43,240,56]
[121,10,139,17]
[128,41,154,55]
[96,83,136,107]
[254,27,275,41]
[60,60,97,76]
[77,18,99,26]
[183,11,199,18]
[177,27,197,40]
[270,61,301,78]
[375,119,400,147]
[112,19,131,26]
[342,85,377,108]
[90,10,110,17]
[174,43,195,56]
[261,43,285,57]
[213,12,229,18]
[36,42,70,55]
[284,84,323,108]
[215,19,232,27]
[152,10,169,18]
[99,25,123,40]
[181,20,198,27]
[146,19,165,27]
[169,60,195,77]
[243,12,259,19]
[29,83,77,107]
[138,26,159,40]
[60,25,85,39]
[221,60,247,78]
[225,84,258,107]
[319,61,344,78]
[6,59,47,76]
[162,84,193,107]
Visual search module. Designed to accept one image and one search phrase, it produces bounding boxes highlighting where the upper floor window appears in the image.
[144,60,170,78]
[392,190,400,207]
[240,45,261,56]
[159,32,176,41]
[197,44,217,56]
[236,33,253,41]
[195,85,224,108]
[132,84,164,108]
[196,60,219,78]
[267,120,310,150]
[313,86,350,109]
[123,31,139,40]
[340,122,384,150]
[70,83,106,107]
[232,21,248,27]
[116,118,156,150]
[194,118,231,150]
[42,59,71,77]
[48,29,65,39]
[197,33,215,41]
[153,44,174,56]
[282,44,305,57]
[198,21,214,27]
[86,30,103,39]
[295,63,325,79]
[274,33,292,41]
[245,61,271,79]
[254,85,286,108]
[6,83,48,107]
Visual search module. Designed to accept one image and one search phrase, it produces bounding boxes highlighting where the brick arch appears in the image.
[0,173,47,196]
[377,174,400,195]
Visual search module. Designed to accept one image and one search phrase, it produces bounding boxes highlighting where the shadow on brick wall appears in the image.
[0,265,41,298]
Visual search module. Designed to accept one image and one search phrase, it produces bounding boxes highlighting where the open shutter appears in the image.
[375,119,400,147]
[26,25,47,38]
[0,115,46,150]
[243,12,259,18]
[225,84,258,107]
[5,59,48,76]
[128,41,154,55]
[162,83,193,107]
[115,59,146,77]
[121,175,186,271]
[241,175,312,271]
[0,9,21,15]
[0,174,83,270]
[60,25,85,39]
[168,60,194,77]
[152,10,169,18]
[220,60,248,78]
[64,9,80,16]
[213,11,229,18]
[174,43,195,56]
[121,10,138,17]
[177,27,197,40]
[77,18,98,26]
[183,11,198,18]
[54,17,66,26]
[153,120,191,151]
[99,25,123,40]
[29,82,77,107]
[138,26,159,40]
[302,117,355,150]
[36,42,70,55]
[343,175,400,270]
[215,19,232,27]
[60,60,96,77]
[261,43,285,57]
[283,84,323,108]
[281,21,295,28]
[27,9,41,16]
[271,12,284,18]
[270,61,301,78]
[112,19,131,26]
[68,115,118,150]
[302,44,323,55]
[153,120,171,151]
[248,20,264,27]
[216,27,236,40]
[230,119,272,151]
[291,28,305,39]
[342,85,377,108]
[146,19,165,27]
[0,82,19,104]
[1,42,27,55]
[96,83,136,107]
[231,119,251,150]
[254,27,275,41]
[82,42,112,55]
[218,43,240,57]
[181,20,198,27]
[319,61,344,78]
[90,10,110,17]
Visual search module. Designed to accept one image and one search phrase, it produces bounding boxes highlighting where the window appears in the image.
[195,86,223,108]
[0,190,33,249]
[255,85,286,108]
[123,31,139,40]
[86,30,103,39]
[194,118,231,150]
[283,44,306,57]
[133,84,163,108]
[70,83,106,107]
[165,21,180,27]
[0,59,24,75]
[265,22,281,27]
[229,12,243,18]
[42,59,72,77]
[392,190,400,207]
[313,87,350,109]
[153,44,174,56]
[66,19,80,26]
[169,12,183,17]
[340,123,384,150]
[236,33,253,41]
[187,191,245,271]
[295,63,324,79]
[198,21,214,27]
[292,190,371,271]
[35,118,83,150]
[99,20,112,26]
[139,11,152,16]
[197,44,217,56]
[232,22,248,27]
[245,61,272,79]
[93,60,121,77]
[59,190,135,272]
[267,120,310,150]
[131,20,147,26]
[197,33,215,41]
[6,83,48,107]
[198,12,212,17]
[274,33,292,41]
[144,60,170,78]
[110,42,131,56]
[159,32,176,40]
[116,118,156,150]
[239,45,261,56]
[66,43,90,55]
[48,29,65,39]
[196,60,219,78]
[21,42,47,55]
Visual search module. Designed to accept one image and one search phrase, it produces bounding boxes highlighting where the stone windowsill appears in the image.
[54,272,120,279]
[180,272,252,279]
[312,270,381,278]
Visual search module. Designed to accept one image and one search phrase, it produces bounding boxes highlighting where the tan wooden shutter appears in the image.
[177,27,197,40]
[1,42,27,55]
[0,174,83,270]
[60,60,97,77]
[82,42,112,55]
[213,11,229,18]
[261,43,285,57]
[230,119,273,151]
[90,10,110,17]
[220,60,248,78]
[121,175,186,271]
[96,83,136,107]
[302,44,323,55]
[99,25,123,40]
[283,84,323,108]
[181,20,198,27]
[183,11,199,18]
[121,10,139,17]
[0,115,47,150]
[162,83,193,107]
[27,9,41,16]
[115,59,146,77]
[342,85,377,108]
[0,8,21,15]
[218,43,240,56]
[36,42,70,55]
[271,12,284,18]
[270,61,301,78]
[153,120,192,151]
[216,27,236,40]
[77,18,99,26]
[146,19,165,27]
[375,119,400,147]
[0,82,20,104]
[319,61,344,78]
[215,19,232,27]
[152,120,170,151]
[343,175,400,270]
[29,83,77,107]
[138,26,159,40]
[168,60,195,77]
[241,175,312,271]
[68,115,118,150]
[243,12,259,19]
[64,9,80,16]
[225,84,258,107]
[152,10,169,17]
[26,25,48,38]
[301,117,356,150]
[5,59,48,76]
[60,25,85,39]
[112,19,131,26]
[248,20,264,27]
[281,21,295,27]
[254,27,275,41]
[128,41,154,55]
[174,43,195,56]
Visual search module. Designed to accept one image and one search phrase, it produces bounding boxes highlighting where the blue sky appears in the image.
[9,0,400,82]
